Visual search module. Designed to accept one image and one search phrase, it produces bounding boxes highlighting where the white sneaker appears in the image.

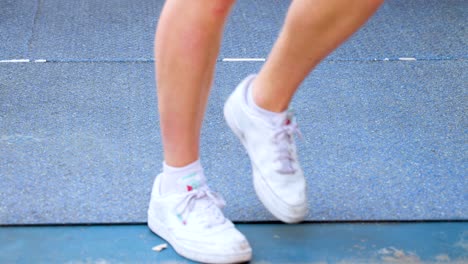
[147,173,252,264]
[224,75,308,223]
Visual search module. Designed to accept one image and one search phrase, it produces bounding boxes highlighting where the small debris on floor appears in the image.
[152,243,168,252]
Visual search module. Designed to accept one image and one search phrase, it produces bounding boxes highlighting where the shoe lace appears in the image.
[175,186,226,227]
[272,116,302,174]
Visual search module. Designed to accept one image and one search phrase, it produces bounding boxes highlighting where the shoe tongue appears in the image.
[177,171,207,192]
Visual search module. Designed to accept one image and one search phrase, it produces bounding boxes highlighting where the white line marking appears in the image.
[0,59,30,63]
[222,58,266,62]
[398,57,417,61]
[0,57,423,63]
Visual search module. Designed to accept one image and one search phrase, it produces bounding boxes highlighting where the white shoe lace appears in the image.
[175,186,226,227]
[272,116,302,174]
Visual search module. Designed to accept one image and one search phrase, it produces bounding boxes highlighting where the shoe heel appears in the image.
[223,97,245,141]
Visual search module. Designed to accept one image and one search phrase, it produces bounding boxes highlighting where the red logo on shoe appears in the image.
[187,185,193,192]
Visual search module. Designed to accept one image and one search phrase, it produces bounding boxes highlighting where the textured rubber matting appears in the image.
[1,0,466,224]
[0,0,466,61]
[0,0,38,59]
[1,60,466,224]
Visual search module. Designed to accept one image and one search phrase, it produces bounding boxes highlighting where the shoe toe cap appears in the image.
[212,228,251,253]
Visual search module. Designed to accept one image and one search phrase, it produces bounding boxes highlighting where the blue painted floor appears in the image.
[1,222,467,263]
[1,0,467,224]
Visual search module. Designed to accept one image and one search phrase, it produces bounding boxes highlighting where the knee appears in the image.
[210,0,236,18]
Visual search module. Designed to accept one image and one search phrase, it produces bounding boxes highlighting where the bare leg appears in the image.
[150,3,253,263]
[253,0,384,112]
[155,0,235,167]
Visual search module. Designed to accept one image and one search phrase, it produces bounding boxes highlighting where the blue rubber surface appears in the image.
[223,0,468,60]
[1,0,467,224]
[1,0,466,61]
[1,60,466,224]
[26,0,162,62]
[0,0,38,59]
[1,223,467,263]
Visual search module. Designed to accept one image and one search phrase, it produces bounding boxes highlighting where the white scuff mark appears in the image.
[398,57,417,61]
[353,244,366,250]
[273,234,280,239]
[64,259,111,264]
[34,59,47,63]
[435,254,451,262]
[222,58,266,62]
[454,231,468,251]
[152,243,168,252]
[0,59,30,63]
[378,247,421,263]
[94,260,111,264]
[378,248,392,255]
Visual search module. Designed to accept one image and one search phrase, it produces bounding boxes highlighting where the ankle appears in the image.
[251,79,289,113]
[163,151,200,168]
[163,159,201,173]
[247,81,288,126]
[160,159,205,194]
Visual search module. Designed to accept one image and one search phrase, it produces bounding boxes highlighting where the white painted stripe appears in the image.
[398,57,417,61]
[0,57,423,63]
[0,59,30,63]
[222,58,266,62]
